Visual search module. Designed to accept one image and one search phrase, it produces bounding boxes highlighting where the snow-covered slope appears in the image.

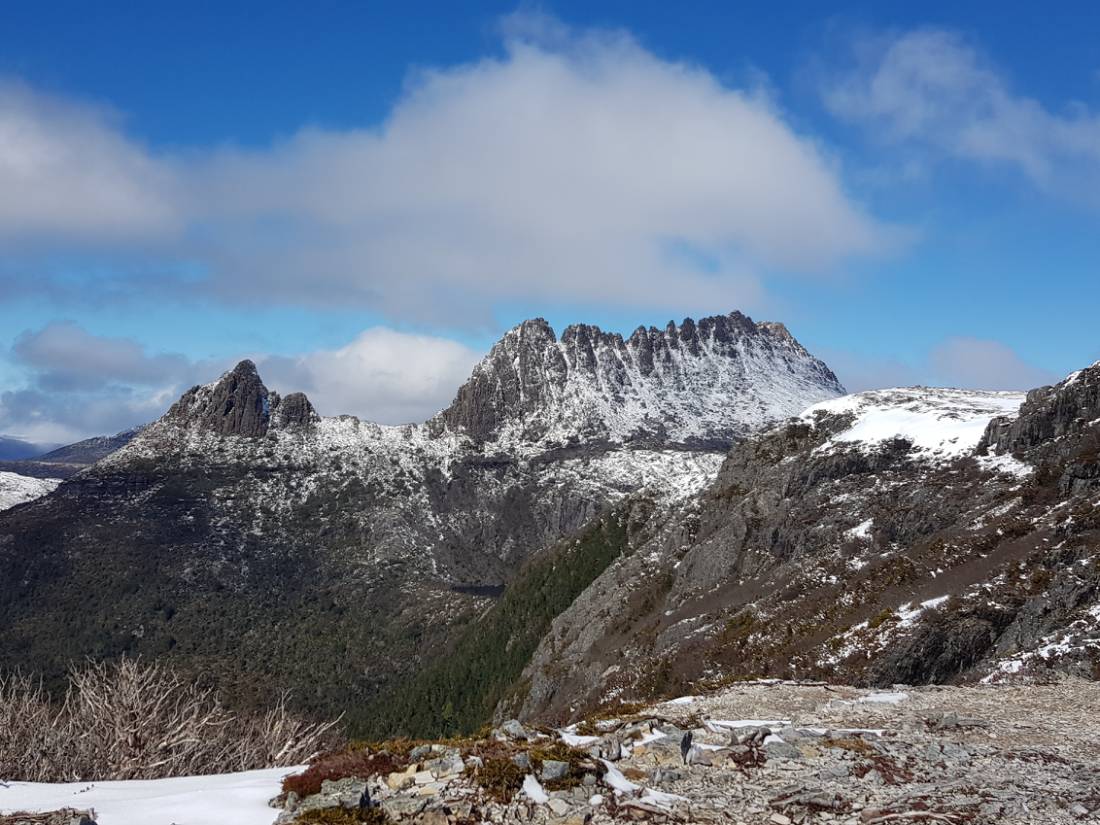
[0,471,60,511]
[0,766,297,825]
[802,388,1026,461]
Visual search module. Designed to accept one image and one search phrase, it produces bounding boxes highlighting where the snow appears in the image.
[640,788,687,808]
[636,730,669,745]
[559,730,600,747]
[522,774,549,804]
[846,519,873,540]
[0,767,298,825]
[0,471,61,511]
[599,760,640,794]
[663,695,698,705]
[896,596,949,628]
[802,388,1026,462]
[976,452,1034,478]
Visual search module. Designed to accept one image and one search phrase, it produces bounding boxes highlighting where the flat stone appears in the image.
[541,759,571,781]
[547,797,571,816]
[380,796,427,818]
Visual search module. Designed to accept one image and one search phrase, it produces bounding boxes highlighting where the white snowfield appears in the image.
[0,471,61,512]
[801,388,1026,461]
[0,766,299,825]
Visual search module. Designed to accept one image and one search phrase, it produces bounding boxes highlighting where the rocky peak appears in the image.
[165,360,275,437]
[440,311,844,447]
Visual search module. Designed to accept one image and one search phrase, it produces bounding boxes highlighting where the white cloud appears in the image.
[823,29,1100,200]
[12,321,198,391]
[0,17,897,321]
[259,328,481,424]
[1,322,483,441]
[0,82,178,243]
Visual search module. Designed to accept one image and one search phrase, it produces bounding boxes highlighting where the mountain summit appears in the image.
[440,312,842,448]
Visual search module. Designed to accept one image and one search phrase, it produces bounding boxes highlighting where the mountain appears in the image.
[0,311,841,731]
[508,364,1100,723]
[0,435,55,461]
[0,427,142,479]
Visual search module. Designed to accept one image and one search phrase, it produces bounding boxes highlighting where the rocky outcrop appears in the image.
[166,360,273,437]
[980,361,1100,456]
[272,392,318,429]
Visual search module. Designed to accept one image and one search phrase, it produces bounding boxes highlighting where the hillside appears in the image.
[510,364,1100,723]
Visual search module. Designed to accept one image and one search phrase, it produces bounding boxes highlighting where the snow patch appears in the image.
[0,471,61,511]
[802,388,1025,461]
[0,766,299,825]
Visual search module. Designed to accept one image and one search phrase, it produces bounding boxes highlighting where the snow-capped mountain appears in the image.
[0,310,842,731]
[439,313,843,448]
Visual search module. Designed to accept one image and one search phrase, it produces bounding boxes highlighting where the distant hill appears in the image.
[0,427,143,479]
[0,435,56,461]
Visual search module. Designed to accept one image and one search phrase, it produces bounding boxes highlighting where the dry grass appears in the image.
[281,748,408,798]
[0,659,341,782]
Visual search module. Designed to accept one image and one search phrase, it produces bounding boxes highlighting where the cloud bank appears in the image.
[1,18,895,323]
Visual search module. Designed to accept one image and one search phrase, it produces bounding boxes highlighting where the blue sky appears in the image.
[2,1,1099,442]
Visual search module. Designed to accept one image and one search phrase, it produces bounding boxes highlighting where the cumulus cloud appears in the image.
[0,17,897,322]
[1,322,483,441]
[823,29,1100,200]
[12,321,198,392]
[0,82,178,244]
[259,328,481,424]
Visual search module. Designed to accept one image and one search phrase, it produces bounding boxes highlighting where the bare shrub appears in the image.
[0,659,342,782]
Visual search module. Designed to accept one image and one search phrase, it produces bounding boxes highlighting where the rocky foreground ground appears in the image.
[271,678,1100,825]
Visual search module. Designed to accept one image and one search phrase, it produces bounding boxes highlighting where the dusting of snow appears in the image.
[976,452,1034,478]
[0,471,61,511]
[0,766,299,825]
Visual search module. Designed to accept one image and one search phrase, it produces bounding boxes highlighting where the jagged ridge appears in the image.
[440,311,843,448]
